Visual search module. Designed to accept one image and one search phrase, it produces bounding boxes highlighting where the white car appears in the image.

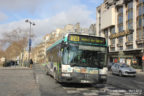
[111,63,136,77]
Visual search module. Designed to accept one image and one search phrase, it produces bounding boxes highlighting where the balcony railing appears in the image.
[110,44,115,47]
[136,39,144,44]
[117,43,123,47]
[125,41,133,46]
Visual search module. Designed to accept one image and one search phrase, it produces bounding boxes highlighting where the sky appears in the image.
[0,0,103,47]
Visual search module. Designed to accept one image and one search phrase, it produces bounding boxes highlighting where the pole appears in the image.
[25,19,35,66]
[142,40,144,72]
[28,23,31,62]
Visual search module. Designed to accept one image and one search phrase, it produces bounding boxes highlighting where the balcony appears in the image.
[123,0,132,4]
[110,44,115,47]
[136,39,144,44]
[125,41,133,46]
[117,43,123,47]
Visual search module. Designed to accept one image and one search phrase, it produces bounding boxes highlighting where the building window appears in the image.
[137,29,142,40]
[118,37,123,50]
[139,0,144,3]
[111,47,115,51]
[118,24,123,32]
[111,39,115,45]
[126,2,133,30]
[143,16,144,27]
[127,45,133,49]
[104,29,108,39]
[137,0,144,40]
[138,17,142,28]
[127,34,133,41]
[110,27,115,34]
[118,37,123,44]
[119,46,123,50]
[118,7,123,32]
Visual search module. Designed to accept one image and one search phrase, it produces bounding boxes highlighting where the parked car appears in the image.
[111,63,136,77]
[107,62,114,71]
[3,60,18,67]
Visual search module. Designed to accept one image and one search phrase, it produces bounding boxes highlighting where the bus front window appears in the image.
[63,45,107,68]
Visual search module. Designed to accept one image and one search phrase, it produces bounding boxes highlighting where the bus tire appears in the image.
[46,70,50,75]
[53,70,57,80]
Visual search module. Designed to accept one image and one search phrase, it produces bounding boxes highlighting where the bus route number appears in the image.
[70,36,80,42]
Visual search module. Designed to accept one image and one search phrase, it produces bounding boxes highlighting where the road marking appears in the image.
[67,90,80,94]
[83,92,98,96]
[76,88,89,91]
[109,92,123,96]
[63,84,129,96]
[63,87,76,90]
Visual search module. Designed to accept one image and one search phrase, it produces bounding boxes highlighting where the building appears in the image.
[88,24,96,35]
[96,0,144,67]
[0,57,5,66]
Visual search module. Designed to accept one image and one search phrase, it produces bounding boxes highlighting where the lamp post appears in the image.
[25,19,35,63]
[142,40,144,72]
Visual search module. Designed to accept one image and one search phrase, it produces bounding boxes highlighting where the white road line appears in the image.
[63,87,76,90]
[83,92,98,96]
[76,88,89,91]
[67,90,80,94]
[109,92,123,96]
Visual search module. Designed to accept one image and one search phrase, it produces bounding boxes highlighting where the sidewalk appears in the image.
[0,68,41,96]
[0,66,31,70]
[136,69,144,75]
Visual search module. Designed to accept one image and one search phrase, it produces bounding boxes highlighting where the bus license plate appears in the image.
[81,80,90,83]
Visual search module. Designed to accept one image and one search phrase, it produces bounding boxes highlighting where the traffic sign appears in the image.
[29,39,32,46]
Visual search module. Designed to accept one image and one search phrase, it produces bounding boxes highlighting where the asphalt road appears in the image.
[33,64,144,96]
[107,71,144,90]
[0,65,143,96]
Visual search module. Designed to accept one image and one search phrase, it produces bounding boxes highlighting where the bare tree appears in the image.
[0,28,34,60]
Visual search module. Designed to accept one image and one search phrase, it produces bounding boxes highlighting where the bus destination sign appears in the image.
[68,34,106,44]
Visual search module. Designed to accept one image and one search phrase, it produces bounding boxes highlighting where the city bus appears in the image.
[45,33,108,84]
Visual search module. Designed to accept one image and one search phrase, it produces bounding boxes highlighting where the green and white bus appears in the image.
[45,34,108,84]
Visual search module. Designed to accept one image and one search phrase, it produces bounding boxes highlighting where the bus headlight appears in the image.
[62,73,71,77]
[99,67,108,75]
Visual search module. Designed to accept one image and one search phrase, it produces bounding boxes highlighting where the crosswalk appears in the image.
[63,84,143,96]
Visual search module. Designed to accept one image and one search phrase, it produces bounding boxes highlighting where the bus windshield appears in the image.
[62,45,107,68]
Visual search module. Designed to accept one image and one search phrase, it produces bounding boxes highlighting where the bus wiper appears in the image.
[70,63,78,67]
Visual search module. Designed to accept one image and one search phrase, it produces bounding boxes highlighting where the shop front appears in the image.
[109,50,142,68]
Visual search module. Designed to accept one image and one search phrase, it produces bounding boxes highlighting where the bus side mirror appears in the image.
[61,41,65,49]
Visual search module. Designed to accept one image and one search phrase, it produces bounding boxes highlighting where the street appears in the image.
[108,71,144,90]
[0,64,143,96]
[33,64,144,96]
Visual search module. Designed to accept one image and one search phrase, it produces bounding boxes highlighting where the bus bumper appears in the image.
[58,73,101,84]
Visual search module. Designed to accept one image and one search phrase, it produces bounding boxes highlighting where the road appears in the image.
[107,71,144,90]
[33,64,144,96]
[0,64,143,96]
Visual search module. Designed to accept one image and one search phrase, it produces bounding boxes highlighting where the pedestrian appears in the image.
[29,59,33,68]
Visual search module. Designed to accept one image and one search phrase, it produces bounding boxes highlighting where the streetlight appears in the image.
[142,39,144,72]
[25,19,35,63]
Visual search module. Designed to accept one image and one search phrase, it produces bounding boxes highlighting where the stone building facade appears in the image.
[96,0,144,67]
